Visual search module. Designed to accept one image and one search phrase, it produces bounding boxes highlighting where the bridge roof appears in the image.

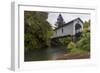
[54,18,83,30]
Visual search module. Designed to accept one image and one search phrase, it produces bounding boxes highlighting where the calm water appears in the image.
[24,47,66,61]
[47,47,66,60]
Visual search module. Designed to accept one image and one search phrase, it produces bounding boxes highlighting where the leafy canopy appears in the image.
[24,11,53,51]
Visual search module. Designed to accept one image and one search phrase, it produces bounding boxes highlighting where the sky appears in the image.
[47,12,90,28]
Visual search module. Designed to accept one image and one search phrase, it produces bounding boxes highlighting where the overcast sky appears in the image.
[47,12,90,27]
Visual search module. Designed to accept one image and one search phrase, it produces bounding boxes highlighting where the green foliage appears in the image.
[70,48,86,54]
[59,36,72,46]
[67,42,76,52]
[83,20,90,29]
[76,32,90,51]
[76,20,90,51]
[24,11,53,51]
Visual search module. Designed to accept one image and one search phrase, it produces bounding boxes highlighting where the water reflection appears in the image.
[24,47,66,61]
[47,47,66,60]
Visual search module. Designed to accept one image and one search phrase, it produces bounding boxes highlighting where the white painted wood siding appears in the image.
[52,22,73,38]
[51,18,83,38]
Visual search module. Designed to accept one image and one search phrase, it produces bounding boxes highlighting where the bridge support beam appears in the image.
[72,35,76,42]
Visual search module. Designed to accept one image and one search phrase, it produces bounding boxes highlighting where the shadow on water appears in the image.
[24,49,49,61]
[24,46,66,61]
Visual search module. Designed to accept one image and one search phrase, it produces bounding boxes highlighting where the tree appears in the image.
[55,14,65,27]
[24,11,53,51]
[83,20,90,29]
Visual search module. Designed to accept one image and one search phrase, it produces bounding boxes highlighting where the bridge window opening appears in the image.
[62,28,64,33]
[75,23,81,33]
[75,23,82,40]
[75,23,81,30]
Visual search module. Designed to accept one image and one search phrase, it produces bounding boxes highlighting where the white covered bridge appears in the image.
[51,18,83,40]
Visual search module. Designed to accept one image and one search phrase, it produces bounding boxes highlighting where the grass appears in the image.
[55,48,90,60]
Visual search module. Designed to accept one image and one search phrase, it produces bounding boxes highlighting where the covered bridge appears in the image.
[51,18,83,41]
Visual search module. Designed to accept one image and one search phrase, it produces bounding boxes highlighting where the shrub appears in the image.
[59,36,72,46]
[67,42,76,52]
[76,32,90,51]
